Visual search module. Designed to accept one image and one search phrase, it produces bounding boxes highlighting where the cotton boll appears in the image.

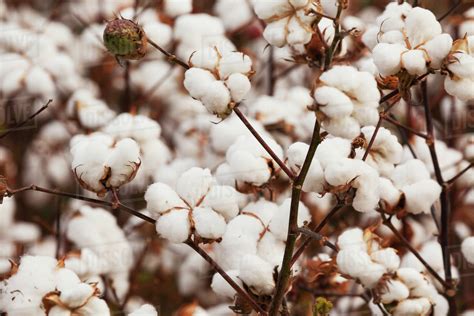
[396,268,426,289]
[215,229,258,270]
[405,7,441,48]
[218,52,252,79]
[269,198,311,241]
[257,232,285,267]
[76,296,110,315]
[402,179,441,214]
[444,77,474,101]
[401,50,427,75]
[391,159,431,187]
[337,228,366,251]
[336,249,373,277]
[254,0,291,20]
[380,280,410,304]
[314,86,354,119]
[323,116,361,139]
[358,262,387,288]
[59,283,94,308]
[287,142,309,171]
[239,254,275,295]
[227,150,271,186]
[432,293,449,316]
[422,34,453,69]
[461,237,474,264]
[201,185,239,220]
[155,209,190,243]
[25,66,55,98]
[192,207,226,240]
[379,177,402,208]
[315,137,352,169]
[371,248,400,272]
[201,80,232,117]
[183,68,216,99]
[176,167,213,207]
[263,17,290,47]
[211,270,242,299]
[393,298,432,316]
[144,183,187,217]
[372,43,406,76]
[225,73,251,102]
[105,138,141,188]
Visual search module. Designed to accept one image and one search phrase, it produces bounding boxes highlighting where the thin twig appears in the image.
[383,114,429,139]
[185,239,266,315]
[233,106,296,180]
[267,46,275,96]
[147,38,190,70]
[269,120,321,315]
[437,0,462,22]
[0,99,52,139]
[446,162,473,185]
[296,227,338,252]
[381,212,451,290]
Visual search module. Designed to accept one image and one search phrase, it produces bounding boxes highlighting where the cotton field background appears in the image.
[0,0,473,315]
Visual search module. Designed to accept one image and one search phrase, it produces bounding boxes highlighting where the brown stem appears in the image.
[233,106,296,180]
[0,99,52,139]
[185,239,267,315]
[362,116,383,161]
[437,0,462,22]
[381,213,451,290]
[421,82,457,314]
[267,46,275,96]
[290,203,344,267]
[269,120,321,315]
[147,38,190,70]
[446,162,473,185]
[382,114,428,139]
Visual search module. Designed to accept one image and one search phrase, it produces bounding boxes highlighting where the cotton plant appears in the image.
[212,198,311,296]
[365,4,453,81]
[183,48,253,119]
[70,132,141,196]
[215,134,284,188]
[0,255,109,315]
[145,167,240,243]
[313,65,381,139]
[443,35,474,101]
[65,204,134,301]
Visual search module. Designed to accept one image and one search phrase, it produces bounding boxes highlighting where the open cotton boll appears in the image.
[59,283,94,308]
[144,183,187,217]
[263,18,290,47]
[287,142,325,193]
[379,177,402,208]
[336,249,373,277]
[393,298,432,316]
[215,230,259,270]
[192,207,226,240]
[239,254,275,295]
[269,198,311,241]
[176,167,213,207]
[103,113,162,143]
[358,262,387,288]
[225,73,251,102]
[337,228,366,251]
[104,138,140,188]
[401,49,427,75]
[315,137,352,169]
[257,232,285,267]
[218,52,252,79]
[155,209,190,243]
[461,237,474,264]
[324,116,361,139]
[200,80,232,115]
[404,7,441,48]
[380,280,410,304]
[183,68,216,100]
[371,248,400,272]
[396,268,426,289]
[372,43,406,76]
[314,86,354,119]
[422,34,453,69]
[201,185,239,221]
[401,179,441,214]
[128,304,158,316]
[211,270,242,299]
[390,159,430,187]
